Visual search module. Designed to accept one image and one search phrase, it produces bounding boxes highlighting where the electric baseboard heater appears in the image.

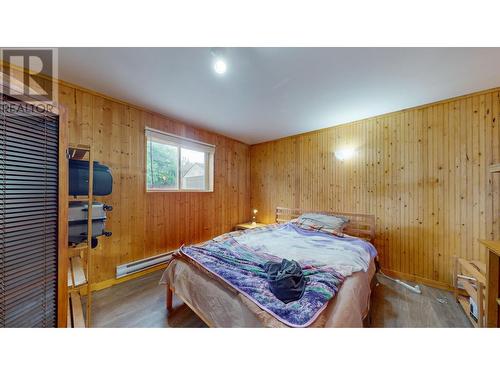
[116,253,172,278]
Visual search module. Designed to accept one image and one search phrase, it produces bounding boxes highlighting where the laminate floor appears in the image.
[89,270,205,328]
[370,274,472,327]
[89,270,472,328]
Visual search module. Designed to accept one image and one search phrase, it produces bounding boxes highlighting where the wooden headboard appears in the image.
[275,207,376,242]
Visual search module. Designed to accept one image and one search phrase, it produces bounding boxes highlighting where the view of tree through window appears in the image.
[147,140,178,189]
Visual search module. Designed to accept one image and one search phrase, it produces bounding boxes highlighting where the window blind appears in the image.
[145,128,216,154]
[0,95,59,328]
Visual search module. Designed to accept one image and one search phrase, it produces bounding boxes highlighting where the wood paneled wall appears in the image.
[56,84,251,284]
[251,89,500,287]
[0,64,251,285]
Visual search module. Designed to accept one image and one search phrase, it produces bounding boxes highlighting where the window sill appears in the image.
[147,189,214,193]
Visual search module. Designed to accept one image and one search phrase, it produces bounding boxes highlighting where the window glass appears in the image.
[181,148,206,190]
[147,140,179,190]
[145,129,215,192]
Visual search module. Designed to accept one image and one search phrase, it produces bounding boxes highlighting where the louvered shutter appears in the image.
[1,95,59,328]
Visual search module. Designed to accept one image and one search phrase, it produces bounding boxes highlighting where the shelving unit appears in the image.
[480,240,500,327]
[454,257,486,327]
[67,144,94,328]
[477,164,500,327]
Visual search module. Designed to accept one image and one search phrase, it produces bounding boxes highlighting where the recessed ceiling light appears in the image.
[214,58,227,75]
[210,48,228,75]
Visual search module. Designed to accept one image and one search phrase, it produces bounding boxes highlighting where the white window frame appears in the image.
[145,127,215,192]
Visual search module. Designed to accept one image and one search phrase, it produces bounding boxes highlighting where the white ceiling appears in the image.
[59,48,500,144]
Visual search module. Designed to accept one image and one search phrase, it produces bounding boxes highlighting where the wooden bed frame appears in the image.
[166,207,377,327]
[275,207,375,242]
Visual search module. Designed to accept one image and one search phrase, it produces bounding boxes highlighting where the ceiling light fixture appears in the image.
[210,48,228,75]
[213,58,227,75]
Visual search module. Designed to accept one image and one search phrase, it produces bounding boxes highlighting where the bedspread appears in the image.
[175,223,376,327]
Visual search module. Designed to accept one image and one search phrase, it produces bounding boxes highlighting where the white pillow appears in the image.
[295,212,349,233]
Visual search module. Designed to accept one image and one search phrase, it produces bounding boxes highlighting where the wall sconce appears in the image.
[335,147,356,161]
[251,209,258,225]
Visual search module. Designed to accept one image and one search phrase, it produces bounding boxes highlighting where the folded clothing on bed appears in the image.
[264,259,305,303]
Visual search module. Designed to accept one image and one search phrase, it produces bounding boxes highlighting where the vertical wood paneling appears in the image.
[250,89,500,287]
[51,82,251,284]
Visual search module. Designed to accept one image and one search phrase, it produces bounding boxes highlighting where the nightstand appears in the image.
[234,222,267,231]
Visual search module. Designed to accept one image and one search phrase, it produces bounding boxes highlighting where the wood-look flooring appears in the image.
[89,270,205,328]
[370,274,472,328]
[89,270,471,328]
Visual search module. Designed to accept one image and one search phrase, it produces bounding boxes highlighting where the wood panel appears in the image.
[251,89,500,287]
[10,72,252,285]
[64,86,251,284]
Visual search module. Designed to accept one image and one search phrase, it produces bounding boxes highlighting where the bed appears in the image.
[161,207,377,328]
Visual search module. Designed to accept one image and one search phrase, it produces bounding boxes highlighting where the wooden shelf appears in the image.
[68,242,90,258]
[69,196,91,202]
[68,256,87,290]
[68,144,91,160]
[462,278,479,302]
[457,258,486,284]
[68,143,91,150]
[457,295,478,328]
[69,242,89,251]
[489,163,500,173]
[479,240,500,257]
[68,291,85,328]
[455,257,486,327]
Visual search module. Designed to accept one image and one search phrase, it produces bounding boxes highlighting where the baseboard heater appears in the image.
[116,252,172,278]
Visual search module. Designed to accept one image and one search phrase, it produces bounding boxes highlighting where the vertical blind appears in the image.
[0,95,59,328]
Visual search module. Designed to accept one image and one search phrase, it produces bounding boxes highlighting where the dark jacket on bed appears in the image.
[263,259,306,303]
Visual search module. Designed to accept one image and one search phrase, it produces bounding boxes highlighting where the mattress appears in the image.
[162,254,375,328]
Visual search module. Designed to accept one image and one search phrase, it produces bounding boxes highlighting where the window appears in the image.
[146,128,215,192]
